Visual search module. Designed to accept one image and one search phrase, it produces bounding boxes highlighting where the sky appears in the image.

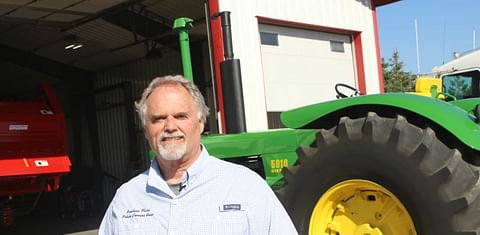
[377,0,479,75]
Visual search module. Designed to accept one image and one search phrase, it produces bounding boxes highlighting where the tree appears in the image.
[383,50,416,92]
[444,76,472,98]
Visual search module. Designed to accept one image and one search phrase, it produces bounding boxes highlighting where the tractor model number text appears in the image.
[271,159,289,173]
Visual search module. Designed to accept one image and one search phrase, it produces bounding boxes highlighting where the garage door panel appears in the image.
[266,84,341,111]
[260,24,356,111]
[262,53,354,84]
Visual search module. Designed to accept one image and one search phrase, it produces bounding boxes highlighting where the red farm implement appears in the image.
[0,83,71,226]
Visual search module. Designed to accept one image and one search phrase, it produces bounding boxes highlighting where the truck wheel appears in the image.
[277,112,480,235]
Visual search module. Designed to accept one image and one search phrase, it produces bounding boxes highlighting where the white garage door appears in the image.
[259,24,357,112]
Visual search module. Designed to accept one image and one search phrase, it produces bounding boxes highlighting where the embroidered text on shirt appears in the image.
[220,204,242,212]
[122,208,155,219]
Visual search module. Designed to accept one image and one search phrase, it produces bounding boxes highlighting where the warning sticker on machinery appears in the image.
[34,160,49,167]
[9,124,29,130]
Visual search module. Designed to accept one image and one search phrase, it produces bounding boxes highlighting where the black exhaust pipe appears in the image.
[214,11,246,133]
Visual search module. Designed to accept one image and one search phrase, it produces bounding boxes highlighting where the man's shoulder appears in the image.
[207,154,251,171]
[205,155,265,183]
[115,169,149,195]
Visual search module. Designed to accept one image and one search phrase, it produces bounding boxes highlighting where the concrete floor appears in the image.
[0,214,101,235]
[1,192,103,235]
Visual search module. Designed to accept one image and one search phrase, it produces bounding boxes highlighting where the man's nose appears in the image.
[164,116,177,131]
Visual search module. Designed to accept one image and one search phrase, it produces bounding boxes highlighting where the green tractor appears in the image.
[203,91,480,235]
[175,17,480,235]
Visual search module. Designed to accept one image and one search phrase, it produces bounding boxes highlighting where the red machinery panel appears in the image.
[0,84,71,197]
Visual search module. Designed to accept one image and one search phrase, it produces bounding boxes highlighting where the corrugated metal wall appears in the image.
[78,116,94,168]
[94,48,182,203]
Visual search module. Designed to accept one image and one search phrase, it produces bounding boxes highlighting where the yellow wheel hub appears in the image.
[309,179,416,235]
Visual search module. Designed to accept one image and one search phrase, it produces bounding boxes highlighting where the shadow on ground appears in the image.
[1,213,102,235]
[1,189,104,235]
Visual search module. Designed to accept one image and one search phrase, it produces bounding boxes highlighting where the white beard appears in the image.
[156,131,187,161]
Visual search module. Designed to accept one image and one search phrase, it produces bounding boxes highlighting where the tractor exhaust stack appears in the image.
[215,11,246,133]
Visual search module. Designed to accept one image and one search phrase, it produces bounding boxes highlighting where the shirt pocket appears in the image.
[185,211,249,235]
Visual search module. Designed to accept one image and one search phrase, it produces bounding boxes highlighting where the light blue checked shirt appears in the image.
[99,146,298,235]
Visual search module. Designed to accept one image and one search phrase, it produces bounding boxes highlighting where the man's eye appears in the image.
[175,114,188,120]
[151,117,165,123]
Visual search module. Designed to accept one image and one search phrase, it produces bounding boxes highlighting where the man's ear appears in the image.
[143,126,155,149]
[199,120,205,133]
[143,128,149,138]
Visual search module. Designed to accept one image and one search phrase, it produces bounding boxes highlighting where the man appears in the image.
[99,75,298,235]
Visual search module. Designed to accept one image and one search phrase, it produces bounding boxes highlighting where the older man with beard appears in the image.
[99,75,298,235]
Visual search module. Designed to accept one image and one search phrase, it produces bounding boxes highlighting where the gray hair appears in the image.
[135,75,210,126]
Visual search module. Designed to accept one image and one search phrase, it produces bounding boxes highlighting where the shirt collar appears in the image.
[146,145,209,197]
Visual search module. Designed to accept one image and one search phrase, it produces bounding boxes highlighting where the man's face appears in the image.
[144,84,204,161]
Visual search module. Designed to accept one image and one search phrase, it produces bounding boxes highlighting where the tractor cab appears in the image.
[413,68,480,101]
[428,49,480,100]
[441,68,480,99]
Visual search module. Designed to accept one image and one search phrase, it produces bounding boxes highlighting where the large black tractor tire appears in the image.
[277,112,480,235]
